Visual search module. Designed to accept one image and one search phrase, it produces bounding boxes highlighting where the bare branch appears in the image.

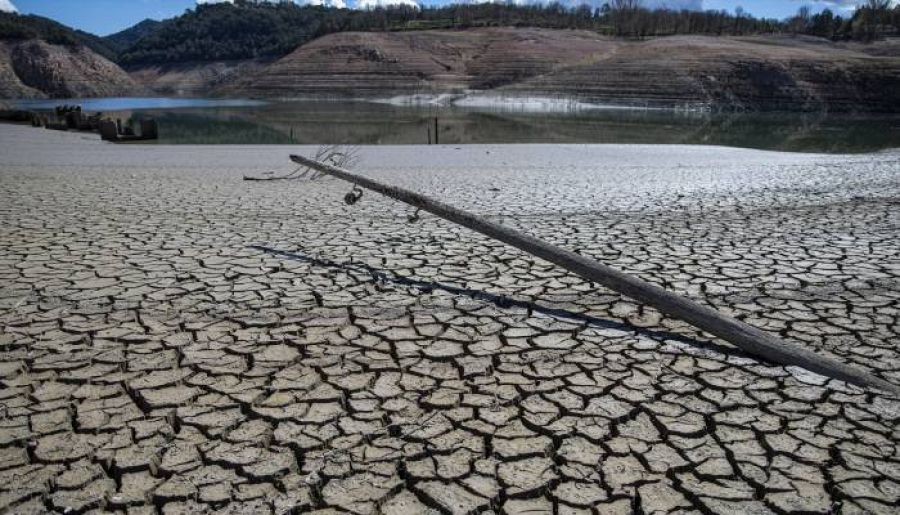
[243,145,360,181]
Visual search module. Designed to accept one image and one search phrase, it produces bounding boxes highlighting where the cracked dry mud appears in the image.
[0,124,899,514]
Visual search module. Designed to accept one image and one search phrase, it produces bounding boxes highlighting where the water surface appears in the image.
[11,97,265,111]
[10,97,900,153]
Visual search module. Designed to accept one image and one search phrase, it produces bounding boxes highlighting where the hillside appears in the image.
[502,35,900,112]
[129,59,269,96]
[0,39,141,99]
[110,1,900,67]
[117,3,329,66]
[1,5,898,112]
[103,19,163,54]
[217,28,612,98]
[211,29,900,113]
[0,12,142,98]
[0,11,117,61]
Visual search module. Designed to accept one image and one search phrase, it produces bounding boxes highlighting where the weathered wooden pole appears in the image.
[289,154,900,395]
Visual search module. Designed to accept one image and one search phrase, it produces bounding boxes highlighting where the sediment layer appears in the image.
[213,30,900,112]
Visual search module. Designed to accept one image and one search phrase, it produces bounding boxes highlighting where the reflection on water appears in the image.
[11,97,900,153]
[11,97,265,111]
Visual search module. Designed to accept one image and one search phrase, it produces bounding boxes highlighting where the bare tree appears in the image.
[243,145,359,181]
[860,0,892,40]
[733,6,744,35]
[611,0,642,8]
[790,6,812,35]
[610,0,644,37]
[866,0,891,9]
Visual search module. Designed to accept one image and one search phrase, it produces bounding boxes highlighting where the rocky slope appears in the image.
[210,29,900,112]
[216,28,611,98]
[501,35,900,112]
[128,59,269,97]
[0,39,141,99]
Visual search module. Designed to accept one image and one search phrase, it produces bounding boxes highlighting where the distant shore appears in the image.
[5,30,900,114]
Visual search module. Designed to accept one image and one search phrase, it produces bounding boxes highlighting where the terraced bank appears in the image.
[0,125,899,513]
[213,29,900,112]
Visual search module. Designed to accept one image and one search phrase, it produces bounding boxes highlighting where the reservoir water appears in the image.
[10,97,900,153]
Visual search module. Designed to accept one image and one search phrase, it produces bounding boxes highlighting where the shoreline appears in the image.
[3,93,699,114]
[370,93,684,113]
[10,93,900,117]
[3,103,900,154]
[2,117,899,156]
[4,121,897,156]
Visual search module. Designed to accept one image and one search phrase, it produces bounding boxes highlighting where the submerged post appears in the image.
[288,154,900,395]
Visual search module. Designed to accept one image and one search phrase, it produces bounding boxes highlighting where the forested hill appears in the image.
[104,19,163,55]
[114,1,900,67]
[0,11,117,60]
[116,3,329,65]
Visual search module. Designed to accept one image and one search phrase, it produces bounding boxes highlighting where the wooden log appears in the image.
[289,153,900,395]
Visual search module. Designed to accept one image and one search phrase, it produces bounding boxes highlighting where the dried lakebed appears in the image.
[0,124,898,514]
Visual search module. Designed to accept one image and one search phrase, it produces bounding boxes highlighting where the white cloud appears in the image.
[296,0,348,8]
[0,0,17,14]
[454,0,702,9]
[197,0,348,6]
[812,0,900,11]
[655,0,703,9]
[355,0,420,8]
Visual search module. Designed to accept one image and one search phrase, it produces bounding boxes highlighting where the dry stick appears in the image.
[289,154,900,396]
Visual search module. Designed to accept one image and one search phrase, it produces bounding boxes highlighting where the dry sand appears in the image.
[0,123,898,513]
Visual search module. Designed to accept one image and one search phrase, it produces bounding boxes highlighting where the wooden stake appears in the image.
[288,154,900,395]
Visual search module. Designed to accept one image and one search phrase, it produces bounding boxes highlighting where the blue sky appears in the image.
[0,0,872,36]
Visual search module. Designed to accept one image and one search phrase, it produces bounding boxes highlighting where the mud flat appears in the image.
[0,123,899,513]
